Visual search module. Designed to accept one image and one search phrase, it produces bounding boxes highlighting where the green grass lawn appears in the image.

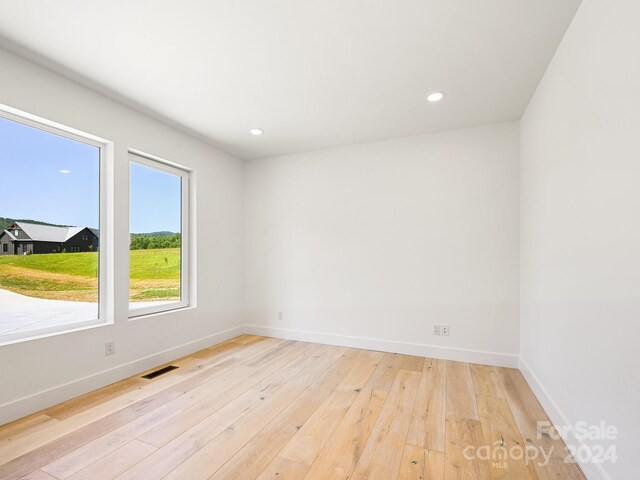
[0,250,99,276]
[0,248,180,302]
[128,249,181,280]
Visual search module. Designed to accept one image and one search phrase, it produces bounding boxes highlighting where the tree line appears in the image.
[130,233,181,250]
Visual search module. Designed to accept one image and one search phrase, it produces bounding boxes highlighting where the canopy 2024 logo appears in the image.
[463,421,618,468]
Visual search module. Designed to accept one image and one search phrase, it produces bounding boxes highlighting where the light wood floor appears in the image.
[0,335,586,480]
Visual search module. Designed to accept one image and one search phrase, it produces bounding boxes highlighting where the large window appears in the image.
[129,151,190,317]
[0,106,111,344]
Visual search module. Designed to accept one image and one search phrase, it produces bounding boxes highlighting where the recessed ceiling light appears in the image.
[59,169,71,174]
[427,91,446,103]
[250,128,264,135]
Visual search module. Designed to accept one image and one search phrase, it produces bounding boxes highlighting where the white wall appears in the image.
[0,48,245,424]
[244,123,520,365]
[520,1,640,479]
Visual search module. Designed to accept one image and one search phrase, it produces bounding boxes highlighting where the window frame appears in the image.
[128,149,191,318]
[0,103,114,346]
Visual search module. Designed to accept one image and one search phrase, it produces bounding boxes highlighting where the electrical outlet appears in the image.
[278,311,284,321]
[105,341,115,356]
[441,325,450,336]
[433,325,441,336]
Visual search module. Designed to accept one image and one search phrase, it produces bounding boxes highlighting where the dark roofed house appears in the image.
[0,222,98,256]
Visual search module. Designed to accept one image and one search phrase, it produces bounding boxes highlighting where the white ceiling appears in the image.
[0,0,580,160]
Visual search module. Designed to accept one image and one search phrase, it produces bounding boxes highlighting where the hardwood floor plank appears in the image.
[137,342,326,448]
[476,395,537,480]
[406,358,446,452]
[204,349,369,480]
[399,354,426,372]
[39,340,308,479]
[0,415,59,445]
[398,445,444,480]
[350,369,421,480]
[336,350,384,391]
[445,360,490,479]
[184,336,264,364]
[43,378,146,421]
[40,404,166,480]
[233,334,264,345]
[446,361,479,421]
[136,336,280,378]
[470,365,505,400]
[242,339,304,367]
[1,339,298,480]
[140,345,335,447]
[425,450,446,480]
[180,336,288,373]
[303,388,388,480]
[444,418,491,480]
[256,456,310,480]
[17,470,58,480]
[495,368,587,480]
[111,345,330,480]
[0,337,587,480]
[397,444,426,480]
[251,344,336,392]
[287,346,352,387]
[116,382,306,480]
[66,440,156,480]
[278,350,382,467]
[363,352,406,391]
[0,372,185,478]
[279,389,358,466]
[119,346,352,480]
[206,385,336,480]
[0,339,278,467]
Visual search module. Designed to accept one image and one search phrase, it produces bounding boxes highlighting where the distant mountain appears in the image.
[130,231,177,237]
[0,217,70,232]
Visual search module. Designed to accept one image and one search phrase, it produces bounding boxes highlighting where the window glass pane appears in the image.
[0,116,100,339]
[129,161,182,310]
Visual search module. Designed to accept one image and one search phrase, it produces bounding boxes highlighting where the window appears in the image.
[82,234,88,241]
[129,151,190,317]
[0,104,112,345]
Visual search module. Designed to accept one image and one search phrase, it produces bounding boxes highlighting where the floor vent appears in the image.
[142,365,179,379]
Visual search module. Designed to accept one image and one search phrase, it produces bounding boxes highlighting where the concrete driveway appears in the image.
[0,289,176,338]
[0,289,98,337]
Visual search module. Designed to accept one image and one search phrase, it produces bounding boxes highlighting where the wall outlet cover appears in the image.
[105,341,115,356]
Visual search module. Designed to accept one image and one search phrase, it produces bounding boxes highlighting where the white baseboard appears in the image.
[0,325,243,425]
[243,324,519,368]
[518,356,610,480]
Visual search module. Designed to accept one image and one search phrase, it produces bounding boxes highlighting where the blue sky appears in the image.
[0,116,180,233]
[130,162,181,233]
